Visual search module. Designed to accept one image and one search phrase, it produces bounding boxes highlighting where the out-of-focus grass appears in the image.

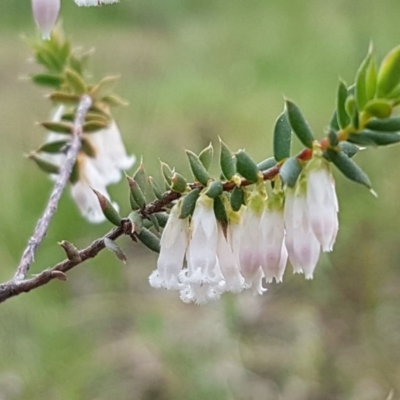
[1,1,400,399]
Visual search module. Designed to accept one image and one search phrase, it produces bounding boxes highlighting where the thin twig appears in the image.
[13,95,92,281]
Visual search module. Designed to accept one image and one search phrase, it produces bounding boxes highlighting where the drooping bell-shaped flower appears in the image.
[216,222,245,294]
[149,202,189,290]
[31,0,60,40]
[284,183,321,279]
[180,194,223,304]
[43,106,135,223]
[238,191,267,294]
[260,195,288,283]
[305,156,339,252]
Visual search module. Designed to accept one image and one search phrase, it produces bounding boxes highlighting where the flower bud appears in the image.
[31,0,60,40]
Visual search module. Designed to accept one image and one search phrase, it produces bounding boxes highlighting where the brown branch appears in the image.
[13,95,92,281]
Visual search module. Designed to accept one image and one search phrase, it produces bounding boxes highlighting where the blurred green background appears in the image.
[1,0,400,399]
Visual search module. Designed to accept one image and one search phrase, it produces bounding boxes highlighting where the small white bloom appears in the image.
[216,224,245,294]
[306,158,339,252]
[74,0,119,6]
[31,0,60,40]
[260,203,287,283]
[43,106,135,223]
[284,186,321,279]
[180,194,224,304]
[238,194,267,295]
[149,203,189,290]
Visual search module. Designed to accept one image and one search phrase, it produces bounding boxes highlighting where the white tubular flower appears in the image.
[284,186,321,279]
[149,203,189,290]
[238,194,267,295]
[180,194,223,304]
[44,106,135,223]
[75,0,119,6]
[31,0,60,40]
[306,157,339,252]
[216,224,245,294]
[260,201,287,283]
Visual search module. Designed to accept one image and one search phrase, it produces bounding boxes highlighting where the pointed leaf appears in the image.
[64,68,86,95]
[31,73,63,88]
[104,237,127,263]
[364,99,392,119]
[160,161,173,187]
[273,111,292,161]
[213,196,228,227]
[348,130,400,146]
[148,214,160,232]
[186,150,210,186]
[29,153,59,174]
[82,120,109,133]
[279,157,302,188]
[198,143,213,171]
[92,189,122,226]
[49,92,80,104]
[133,160,147,193]
[127,211,143,233]
[148,176,163,200]
[337,80,350,129]
[155,212,169,228]
[101,94,129,107]
[137,228,160,253]
[171,172,187,193]
[89,75,120,100]
[235,149,260,183]
[285,100,314,148]
[41,121,73,134]
[377,45,400,97]
[230,186,244,211]
[37,140,68,154]
[81,138,97,158]
[126,176,146,208]
[257,157,277,171]
[219,138,236,180]
[355,48,373,110]
[366,116,400,132]
[206,181,223,199]
[326,148,371,188]
[180,188,200,218]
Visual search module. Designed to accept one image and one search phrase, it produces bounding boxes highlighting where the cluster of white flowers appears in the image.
[149,157,338,305]
[44,106,135,223]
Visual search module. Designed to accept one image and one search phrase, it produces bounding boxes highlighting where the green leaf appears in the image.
[171,172,188,193]
[198,143,213,171]
[37,140,68,153]
[219,138,236,180]
[366,52,377,101]
[366,116,400,132]
[279,157,302,188]
[41,121,73,134]
[81,138,96,158]
[213,196,228,227]
[133,160,147,194]
[82,120,109,133]
[235,150,260,183]
[137,228,160,253]
[186,150,210,186]
[273,111,292,161]
[92,189,121,226]
[89,75,120,100]
[101,94,129,107]
[49,92,80,104]
[329,111,340,131]
[355,47,374,110]
[326,148,371,189]
[29,153,59,174]
[127,211,143,233]
[347,130,400,146]
[230,186,244,211]
[337,80,350,129]
[345,95,359,129]
[363,99,392,119]
[377,45,400,97]
[64,68,86,95]
[154,212,169,228]
[148,214,160,232]
[206,181,223,199]
[285,100,314,148]
[126,176,146,208]
[339,142,359,158]
[180,188,200,219]
[31,73,63,88]
[148,176,163,200]
[257,157,277,171]
[160,161,173,188]
[104,237,127,264]
[328,129,339,146]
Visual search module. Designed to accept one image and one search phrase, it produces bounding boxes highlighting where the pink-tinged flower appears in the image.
[179,194,224,304]
[238,194,267,295]
[216,224,245,294]
[284,186,321,279]
[260,201,288,283]
[74,0,119,6]
[31,0,60,40]
[149,203,189,290]
[306,158,339,252]
[43,106,135,223]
